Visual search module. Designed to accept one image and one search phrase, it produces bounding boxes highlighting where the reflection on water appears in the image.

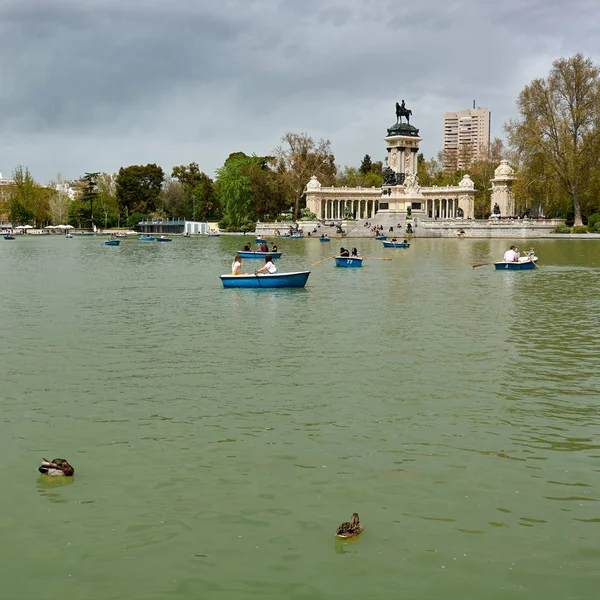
[0,237,599,599]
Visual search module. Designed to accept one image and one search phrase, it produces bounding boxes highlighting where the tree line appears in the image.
[2,54,600,230]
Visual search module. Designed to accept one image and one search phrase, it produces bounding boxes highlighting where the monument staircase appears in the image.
[344,213,412,238]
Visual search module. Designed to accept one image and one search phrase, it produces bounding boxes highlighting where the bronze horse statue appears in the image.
[396,100,412,125]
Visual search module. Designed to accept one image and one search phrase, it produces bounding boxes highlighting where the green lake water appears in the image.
[1,235,599,599]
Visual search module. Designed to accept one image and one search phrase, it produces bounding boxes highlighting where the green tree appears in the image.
[8,166,36,225]
[359,154,373,175]
[159,177,188,219]
[191,173,220,221]
[274,133,336,220]
[47,173,73,225]
[96,173,119,228]
[171,162,203,190]
[245,157,285,220]
[78,172,100,229]
[336,163,383,188]
[116,164,164,220]
[506,53,600,226]
[216,153,256,230]
[171,162,219,220]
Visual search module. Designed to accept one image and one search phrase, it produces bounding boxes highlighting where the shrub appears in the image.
[299,208,317,221]
[587,213,600,231]
[126,212,147,228]
[571,225,588,234]
[552,224,571,234]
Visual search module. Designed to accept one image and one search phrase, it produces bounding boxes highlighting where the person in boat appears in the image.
[242,243,252,252]
[271,243,278,252]
[232,253,244,275]
[256,254,278,274]
[503,245,519,262]
[351,247,359,256]
[260,242,268,252]
[403,239,408,244]
[339,247,350,257]
[390,238,397,243]
[526,247,535,259]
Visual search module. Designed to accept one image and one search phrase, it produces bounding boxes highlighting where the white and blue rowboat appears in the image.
[278,234,290,238]
[104,239,120,246]
[255,238,267,243]
[383,241,410,248]
[290,234,304,239]
[238,251,282,259]
[375,235,386,240]
[139,236,155,242]
[207,233,220,237]
[319,237,331,242]
[4,235,15,240]
[494,256,538,270]
[156,237,172,242]
[220,271,310,288]
[335,256,363,268]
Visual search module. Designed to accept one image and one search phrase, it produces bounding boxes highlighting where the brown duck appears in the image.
[335,513,363,538]
[38,458,74,477]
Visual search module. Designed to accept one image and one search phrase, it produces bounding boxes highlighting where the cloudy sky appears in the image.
[1,0,599,183]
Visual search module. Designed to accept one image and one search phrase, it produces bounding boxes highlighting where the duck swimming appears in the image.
[335,513,363,538]
[38,458,74,477]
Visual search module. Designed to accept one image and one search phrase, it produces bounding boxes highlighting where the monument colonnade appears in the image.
[305,180,476,221]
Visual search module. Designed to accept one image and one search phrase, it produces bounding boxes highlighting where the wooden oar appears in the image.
[364,257,392,260]
[312,255,335,266]
[472,261,495,268]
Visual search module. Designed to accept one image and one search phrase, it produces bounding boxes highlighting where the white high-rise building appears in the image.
[443,107,491,171]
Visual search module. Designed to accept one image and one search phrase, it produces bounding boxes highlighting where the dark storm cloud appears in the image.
[1,0,599,181]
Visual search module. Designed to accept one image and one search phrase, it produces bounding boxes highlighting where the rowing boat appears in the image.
[220,271,310,288]
[334,256,363,268]
[238,251,282,259]
[494,256,538,270]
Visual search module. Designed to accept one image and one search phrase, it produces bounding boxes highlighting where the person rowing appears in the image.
[503,245,519,262]
[256,254,278,274]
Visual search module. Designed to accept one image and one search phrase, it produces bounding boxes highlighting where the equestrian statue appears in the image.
[396,100,412,125]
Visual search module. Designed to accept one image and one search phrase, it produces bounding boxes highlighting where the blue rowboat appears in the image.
[156,237,172,242]
[335,256,363,268]
[375,235,387,240]
[290,234,304,239]
[220,271,310,288]
[139,236,155,242]
[278,234,290,238]
[255,238,267,243]
[494,257,538,270]
[319,237,331,242]
[207,233,220,237]
[383,241,410,248]
[4,235,15,240]
[238,251,282,259]
[104,239,120,246]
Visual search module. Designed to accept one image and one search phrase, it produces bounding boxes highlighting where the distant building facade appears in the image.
[443,108,491,171]
[0,172,15,224]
